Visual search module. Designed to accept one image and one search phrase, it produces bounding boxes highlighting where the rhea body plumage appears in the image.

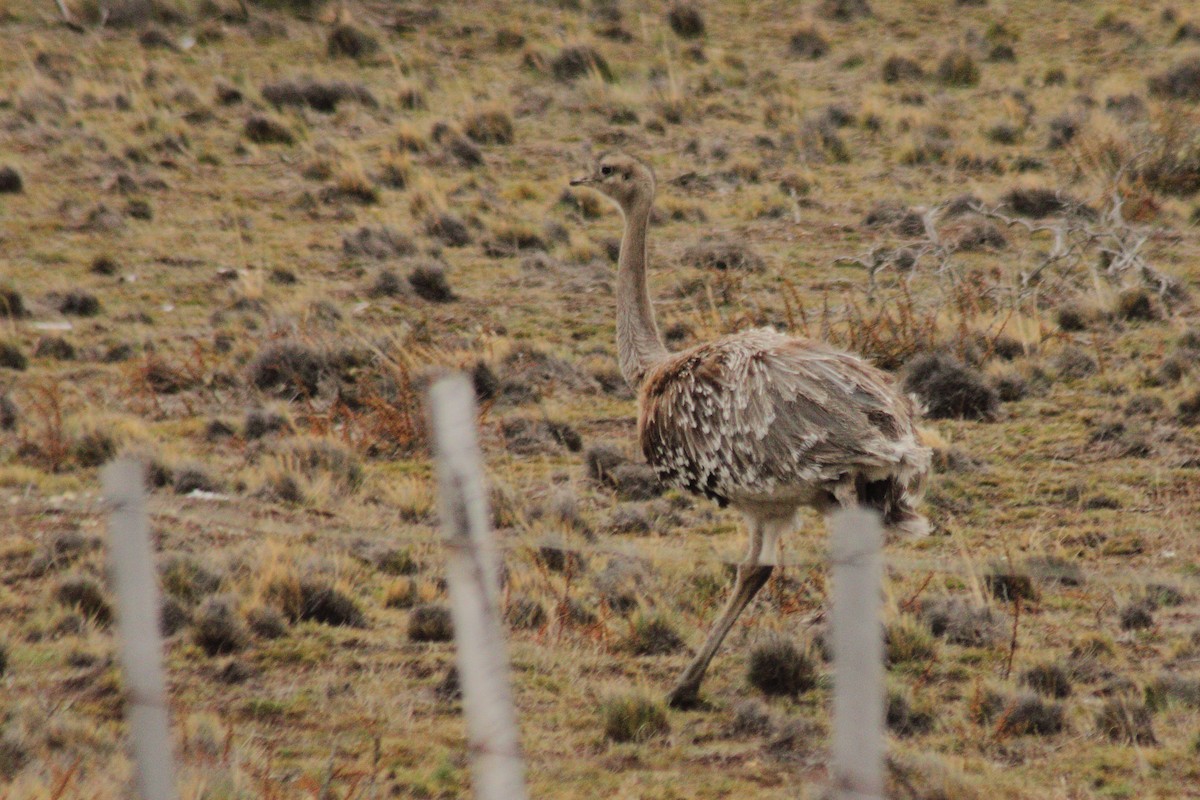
[570,153,931,708]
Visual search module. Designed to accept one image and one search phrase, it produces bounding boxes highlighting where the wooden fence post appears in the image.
[103,458,179,800]
[829,507,885,800]
[427,374,528,800]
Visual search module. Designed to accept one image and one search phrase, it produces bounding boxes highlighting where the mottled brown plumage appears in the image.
[639,328,929,527]
[571,152,931,708]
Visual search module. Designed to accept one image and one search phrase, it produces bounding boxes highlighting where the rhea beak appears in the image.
[569,176,593,186]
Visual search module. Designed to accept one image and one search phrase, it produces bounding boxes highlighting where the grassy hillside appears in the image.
[1,0,1199,797]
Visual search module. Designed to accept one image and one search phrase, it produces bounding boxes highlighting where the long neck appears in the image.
[616,197,667,387]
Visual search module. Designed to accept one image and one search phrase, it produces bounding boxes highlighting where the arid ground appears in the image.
[1,0,1199,797]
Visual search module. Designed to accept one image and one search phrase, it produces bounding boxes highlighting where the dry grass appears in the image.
[0,0,1198,798]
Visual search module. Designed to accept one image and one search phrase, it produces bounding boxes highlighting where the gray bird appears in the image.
[571,152,931,708]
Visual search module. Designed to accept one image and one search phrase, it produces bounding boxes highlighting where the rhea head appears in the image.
[570,152,656,213]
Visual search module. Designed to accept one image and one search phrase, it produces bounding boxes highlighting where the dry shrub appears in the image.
[325,354,424,458]
[244,115,294,145]
[789,23,828,58]
[882,54,924,83]
[54,574,112,624]
[408,604,453,641]
[787,284,940,371]
[262,79,376,113]
[937,50,980,87]
[264,435,364,501]
[327,23,377,59]
[249,341,328,397]
[994,693,1064,736]
[599,692,669,742]
[1148,57,1200,101]
[623,613,685,655]
[0,285,26,318]
[464,108,514,145]
[819,0,870,21]
[551,45,613,82]
[192,595,247,655]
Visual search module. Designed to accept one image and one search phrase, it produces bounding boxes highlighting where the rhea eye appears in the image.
[600,165,613,176]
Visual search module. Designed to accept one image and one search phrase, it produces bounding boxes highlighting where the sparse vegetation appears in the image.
[2,1,1199,796]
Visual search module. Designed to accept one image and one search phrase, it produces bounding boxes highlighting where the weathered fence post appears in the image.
[103,458,179,800]
[829,507,885,800]
[427,374,528,800]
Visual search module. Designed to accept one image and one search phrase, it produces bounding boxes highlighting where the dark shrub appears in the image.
[342,226,415,259]
[292,580,365,626]
[1118,599,1154,631]
[551,45,613,82]
[682,239,764,271]
[1053,346,1097,380]
[1001,187,1084,218]
[624,613,685,655]
[789,24,828,58]
[996,693,1065,736]
[727,699,773,735]
[937,50,980,86]
[424,213,472,247]
[1095,699,1156,744]
[327,23,378,59]
[505,596,547,630]
[1148,57,1200,101]
[984,566,1037,601]
[1179,389,1200,425]
[0,341,26,371]
[34,336,75,361]
[1055,302,1089,331]
[953,221,1007,251]
[0,395,16,430]
[818,0,870,21]
[244,115,294,145]
[882,54,924,83]
[244,409,292,439]
[0,286,26,318]
[667,4,705,38]
[262,79,377,113]
[90,255,119,275]
[408,604,453,642]
[919,596,1001,646]
[161,554,223,604]
[1144,673,1200,711]
[54,574,112,624]
[192,595,247,656]
[464,110,514,145]
[886,690,935,736]
[902,352,999,421]
[248,343,327,397]
[248,605,288,639]
[59,291,101,317]
[1114,288,1158,322]
[747,636,817,697]
[0,166,23,194]
[1047,113,1081,149]
[1021,663,1073,698]
[408,264,456,302]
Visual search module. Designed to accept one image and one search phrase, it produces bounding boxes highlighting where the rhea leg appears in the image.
[667,517,780,709]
